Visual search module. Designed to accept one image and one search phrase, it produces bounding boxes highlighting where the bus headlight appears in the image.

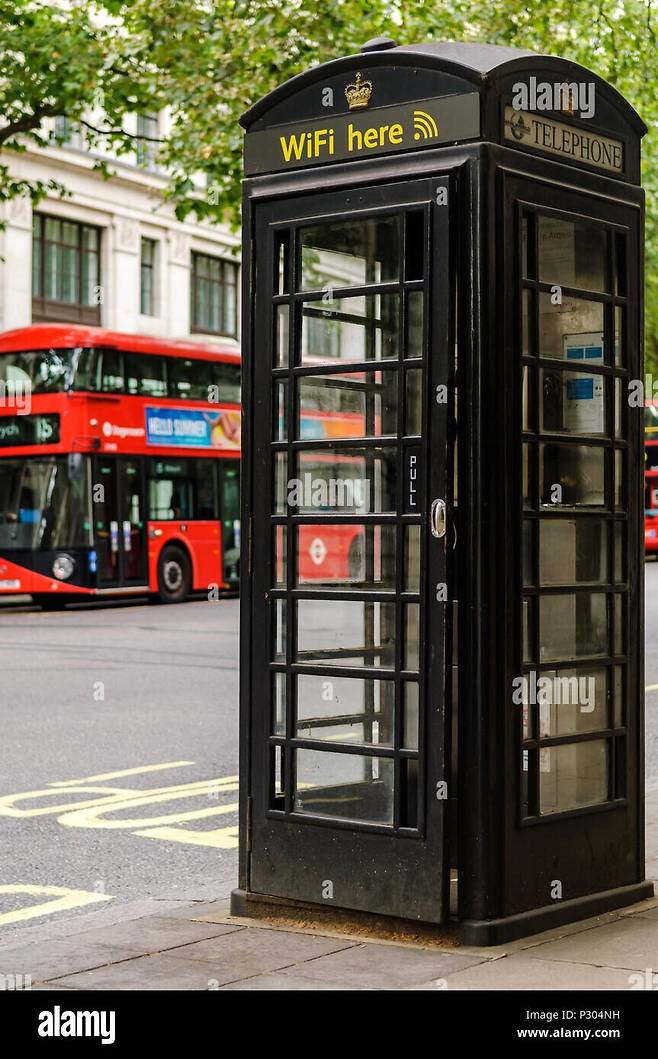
[53,554,75,581]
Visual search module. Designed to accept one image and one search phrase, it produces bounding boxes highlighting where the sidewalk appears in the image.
[3,792,658,991]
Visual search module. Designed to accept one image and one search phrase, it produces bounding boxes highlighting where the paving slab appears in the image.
[165,900,233,922]
[53,954,234,991]
[162,926,357,983]
[66,916,243,955]
[0,937,141,983]
[272,940,486,989]
[440,954,637,990]
[520,916,658,972]
[219,972,357,990]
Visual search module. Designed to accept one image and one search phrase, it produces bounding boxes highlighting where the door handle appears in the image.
[430,498,447,538]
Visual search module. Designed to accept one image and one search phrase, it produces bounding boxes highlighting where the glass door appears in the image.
[248,178,452,922]
[94,457,147,587]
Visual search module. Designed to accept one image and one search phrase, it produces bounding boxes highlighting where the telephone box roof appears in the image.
[241,39,646,137]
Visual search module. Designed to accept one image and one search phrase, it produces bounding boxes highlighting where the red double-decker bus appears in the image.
[646,401,658,556]
[0,324,240,607]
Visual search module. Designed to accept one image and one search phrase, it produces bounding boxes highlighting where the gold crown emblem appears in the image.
[345,72,373,110]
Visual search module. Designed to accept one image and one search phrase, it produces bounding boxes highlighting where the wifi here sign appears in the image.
[243,93,480,176]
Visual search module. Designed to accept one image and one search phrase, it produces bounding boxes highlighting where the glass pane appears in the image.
[293,448,396,514]
[522,520,534,587]
[538,294,604,360]
[539,519,608,585]
[301,294,399,364]
[614,378,624,439]
[296,524,395,588]
[614,593,625,655]
[536,668,608,736]
[523,443,533,508]
[299,217,399,291]
[273,598,286,662]
[405,211,424,280]
[296,600,396,669]
[540,443,605,506]
[403,682,419,750]
[540,369,606,436]
[615,306,624,366]
[522,290,534,355]
[276,231,289,295]
[615,450,625,509]
[298,370,397,439]
[295,750,394,824]
[405,291,423,358]
[275,381,287,440]
[297,675,395,746]
[540,740,608,815]
[614,521,625,583]
[405,525,421,591]
[523,597,534,663]
[273,451,287,514]
[405,603,420,671]
[275,305,289,367]
[273,673,286,736]
[539,593,608,661]
[614,666,624,727]
[273,525,286,586]
[537,215,607,292]
[405,369,422,435]
[521,214,533,278]
[522,365,533,431]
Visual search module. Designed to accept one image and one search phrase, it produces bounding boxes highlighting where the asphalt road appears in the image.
[1,567,658,942]
[0,595,240,940]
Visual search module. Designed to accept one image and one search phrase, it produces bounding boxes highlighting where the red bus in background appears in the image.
[646,401,658,556]
[0,325,241,607]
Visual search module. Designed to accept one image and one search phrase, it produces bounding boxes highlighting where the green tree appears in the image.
[1,1,657,360]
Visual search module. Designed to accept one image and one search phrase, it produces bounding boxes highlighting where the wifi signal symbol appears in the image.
[413,110,439,140]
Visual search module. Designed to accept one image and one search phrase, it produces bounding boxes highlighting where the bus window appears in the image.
[191,459,218,518]
[125,352,167,397]
[100,349,125,393]
[209,362,241,404]
[148,459,193,519]
[0,348,75,392]
[219,461,240,584]
[168,358,207,400]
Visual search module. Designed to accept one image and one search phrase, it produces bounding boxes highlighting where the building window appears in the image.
[140,237,156,316]
[191,252,238,337]
[32,214,101,325]
[51,117,82,149]
[135,114,159,170]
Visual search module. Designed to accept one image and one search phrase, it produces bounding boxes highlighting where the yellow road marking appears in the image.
[132,824,239,848]
[0,885,112,927]
[0,777,237,818]
[58,793,239,830]
[50,761,196,786]
[0,764,241,853]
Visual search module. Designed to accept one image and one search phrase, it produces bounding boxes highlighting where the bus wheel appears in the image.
[157,545,191,603]
[33,594,68,611]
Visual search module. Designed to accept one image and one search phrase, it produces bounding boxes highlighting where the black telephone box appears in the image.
[233,39,653,943]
